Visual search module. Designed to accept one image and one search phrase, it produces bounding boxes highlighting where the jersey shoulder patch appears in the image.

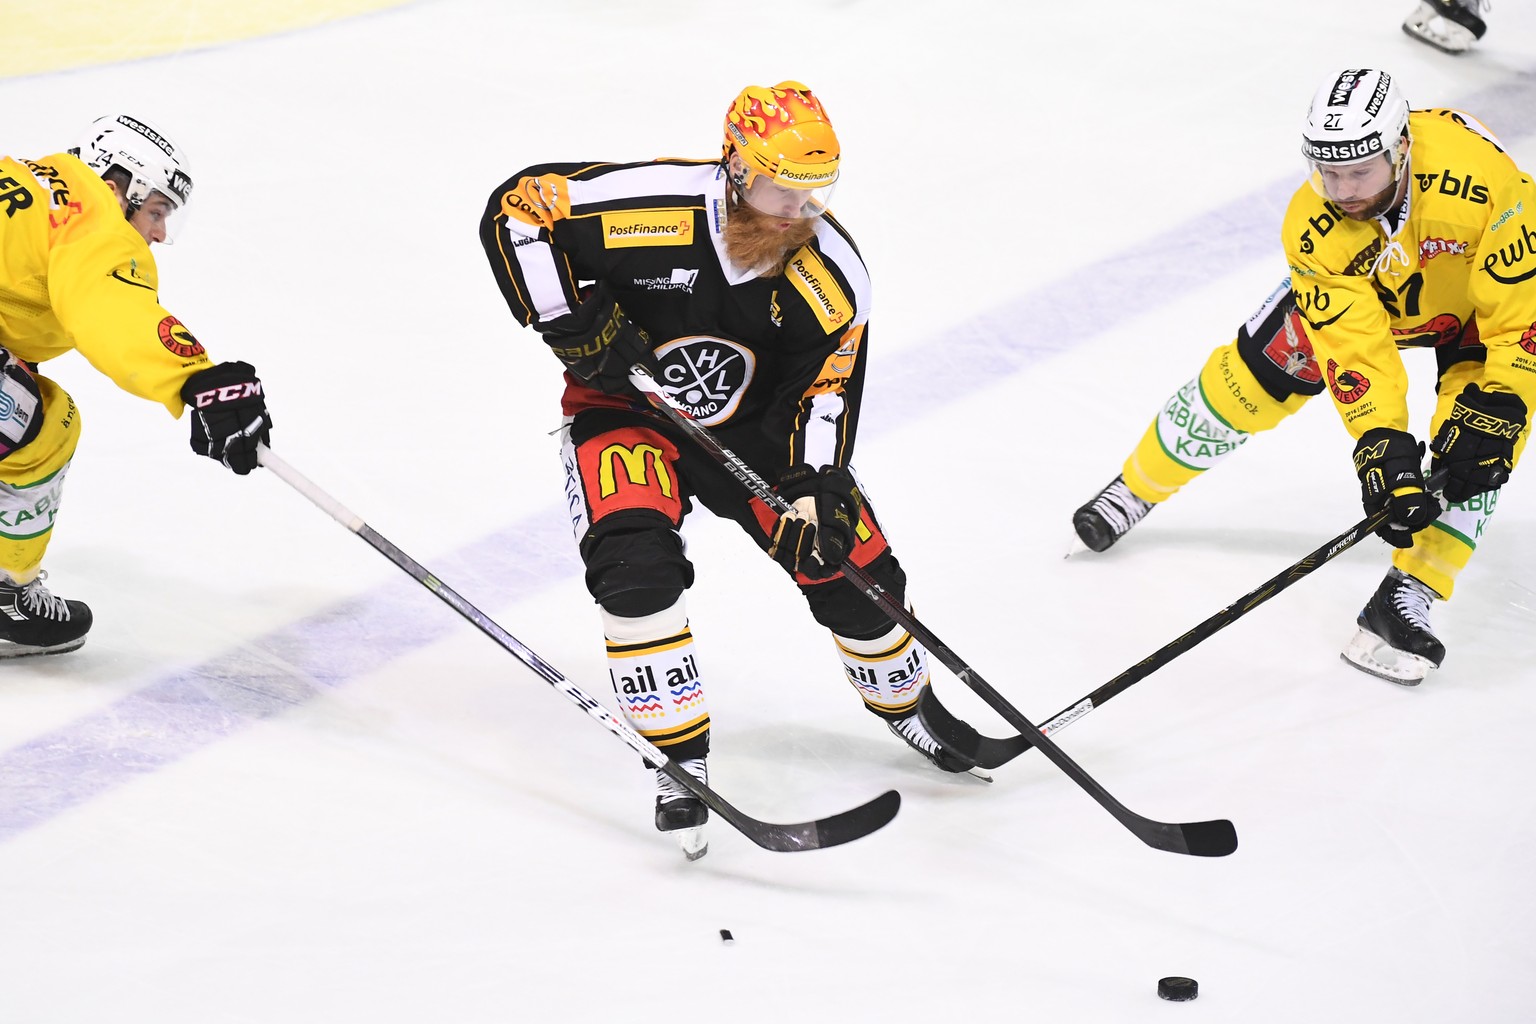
[784,244,854,334]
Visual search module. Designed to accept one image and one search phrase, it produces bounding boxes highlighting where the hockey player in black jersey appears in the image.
[479,81,982,854]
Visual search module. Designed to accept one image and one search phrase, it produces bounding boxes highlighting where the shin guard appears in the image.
[0,376,80,583]
[834,619,931,721]
[1397,491,1499,600]
[603,598,709,761]
[1122,285,1316,504]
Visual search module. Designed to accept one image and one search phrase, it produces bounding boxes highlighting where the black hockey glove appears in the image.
[1353,427,1440,548]
[1429,383,1526,504]
[181,361,272,476]
[541,283,659,396]
[769,464,863,580]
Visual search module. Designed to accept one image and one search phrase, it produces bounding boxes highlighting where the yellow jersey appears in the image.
[0,151,210,415]
[1282,109,1536,437]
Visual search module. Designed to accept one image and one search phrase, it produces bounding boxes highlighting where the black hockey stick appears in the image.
[629,369,1236,858]
[937,469,1448,766]
[255,444,900,854]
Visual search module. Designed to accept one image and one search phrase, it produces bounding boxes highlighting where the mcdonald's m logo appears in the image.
[598,443,674,499]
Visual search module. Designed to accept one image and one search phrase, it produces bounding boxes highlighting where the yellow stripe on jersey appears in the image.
[805,324,864,397]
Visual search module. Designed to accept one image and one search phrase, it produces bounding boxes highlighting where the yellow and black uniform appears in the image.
[1110,108,1536,599]
[0,151,212,580]
[479,158,932,765]
[481,159,869,475]
[1283,108,1536,596]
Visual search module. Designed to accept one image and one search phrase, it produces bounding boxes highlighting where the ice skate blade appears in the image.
[966,766,994,783]
[0,636,88,658]
[1401,8,1478,55]
[1402,22,1475,54]
[1063,527,1094,559]
[1341,627,1435,686]
[674,826,708,861]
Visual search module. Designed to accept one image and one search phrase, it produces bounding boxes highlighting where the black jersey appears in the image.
[479,159,872,474]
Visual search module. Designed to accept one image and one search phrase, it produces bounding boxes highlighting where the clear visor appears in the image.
[737,164,837,220]
[129,189,190,245]
[1306,150,1400,205]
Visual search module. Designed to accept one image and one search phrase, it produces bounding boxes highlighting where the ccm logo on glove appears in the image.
[180,361,273,476]
[187,380,263,407]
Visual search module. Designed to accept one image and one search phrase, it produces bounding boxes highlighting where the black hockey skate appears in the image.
[654,757,708,860]
[1341,568,1445,685]
[0,572,92,657]
[888,688,981,774]
[1073,475,1154,552]
[1403,0,1487,54]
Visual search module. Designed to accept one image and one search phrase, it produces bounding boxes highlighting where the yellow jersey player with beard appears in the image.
[479,81,990,859]
[1071,68,1536,685]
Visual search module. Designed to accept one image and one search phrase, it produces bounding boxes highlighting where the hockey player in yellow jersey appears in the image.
[0,114,273,656]
[1073,68,1534,685]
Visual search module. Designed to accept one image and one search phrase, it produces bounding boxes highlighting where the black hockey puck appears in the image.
[1157,977,1198,1001]
[719,929,734,944]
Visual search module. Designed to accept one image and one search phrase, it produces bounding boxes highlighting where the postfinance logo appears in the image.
[786,248,850,334]
[601,210,694,248]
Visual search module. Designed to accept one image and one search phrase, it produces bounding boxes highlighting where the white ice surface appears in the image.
[3,2,1536,1022]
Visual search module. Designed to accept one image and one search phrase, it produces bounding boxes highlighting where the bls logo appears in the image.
[653,335,757,426]
[1298,202,1345,255]
[1414,170,1490,204]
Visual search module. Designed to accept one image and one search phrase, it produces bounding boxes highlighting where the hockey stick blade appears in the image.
[258,444,901,855]
[711,786,903,853]
[657,754,902,851]
[916,686,1033,769]
[1146,817,1239,858]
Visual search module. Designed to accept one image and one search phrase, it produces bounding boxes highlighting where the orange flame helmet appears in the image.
[722,81,840,192]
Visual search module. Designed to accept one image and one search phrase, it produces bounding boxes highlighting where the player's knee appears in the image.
[1199,339,1308,434]
[582,511,694,618]
[1233,297,1325,405]
[802,551,908,638]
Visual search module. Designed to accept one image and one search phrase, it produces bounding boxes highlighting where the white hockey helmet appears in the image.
[71,113,193,241]
[1301,69,1411,214]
